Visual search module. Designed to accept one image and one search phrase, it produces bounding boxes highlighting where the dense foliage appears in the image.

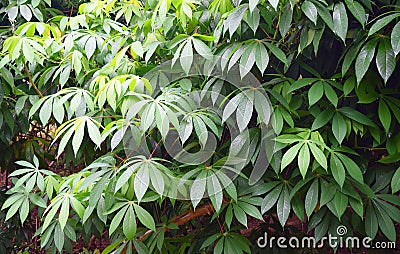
[1,0,400,252]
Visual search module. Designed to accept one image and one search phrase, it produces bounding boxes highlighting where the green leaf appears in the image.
[134,163,150,202]
[374,202,396,242]
[308,142,327,170]
[109,205,128,235]
[255,43,269,74]
[302,1,318,25]
[349,198,363,217]
[261,184,282,214]
[279,3,293,37]
[342,44,361,76]
[180,39,193,75]
[20,5,32,21]
[345,0,366,27]
[332,113,346,144]
[131,41,144,58]
[376,39,396,83]
[85,36,96,59]
[72,120,85,156]
[19,198,29,224]
[343,75,356,95]
[265,43,287,65]
[288,78,317,93]
[239,43,256,78]
[233,205,248,227]
[268,0,279,10]
[391,167,400,193]
[39,98,53,126]
[134,204,156,231]
[59,197,70,230]
[311,109,334,130]
[305,179,319,217]
[338,107,374,126]
[123,206,136,240]
[281,143,303,171]
[298,143,310,178]
[368,13,400,37]
[192,38,212,59]
[330,154,346,188]
[378,99,391,132]
[323,84,338,107]
[355,40,377,83]
[333,2,348,43]
[391,22,400,55]
[338,153,364,183]
[276,186,290,227]
[190,174,206,209]
[308,81,324,107]
[334,191,348,219]
[54,224,64,252]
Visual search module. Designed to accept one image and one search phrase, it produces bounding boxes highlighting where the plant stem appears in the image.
[24,63,43,98]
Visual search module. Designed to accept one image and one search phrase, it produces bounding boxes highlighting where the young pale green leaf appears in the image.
[301,1,318,25]
[376,39,396,83]
[72,120,85,156]
[281,143,303,171]
[305,179,319,217]
[39,98,53,126]
[59,197,70,230]
[298,143,310,178]
[85,36,96,59]
[180,39,193,75]
[54,224,64,252]
[19,198,29,224]
[368,13,400,37]
[123,206,136,240]
[109,205,128,235]
[192,38,212,59]
[308,142,327,170]
[332,113,346,144]
[345,0,366,27]
[134,164,150,202]
[391,22,400,55]
[333,2,348,43]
